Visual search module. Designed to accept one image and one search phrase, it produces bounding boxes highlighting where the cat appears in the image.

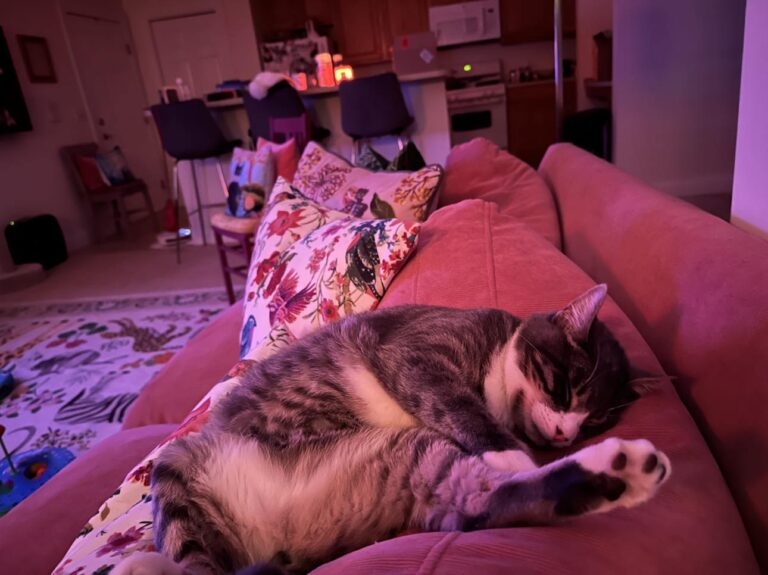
[115,284,671,575]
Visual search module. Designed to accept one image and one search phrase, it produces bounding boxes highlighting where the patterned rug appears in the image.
[0,290,231,459]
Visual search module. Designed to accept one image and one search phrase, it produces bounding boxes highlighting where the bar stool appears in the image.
[243,80,329,145]
[339,72,414,162]
[150,100,235,260]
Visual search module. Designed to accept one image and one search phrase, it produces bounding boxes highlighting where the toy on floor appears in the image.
[0,424,75,516]
[0,371,15,401]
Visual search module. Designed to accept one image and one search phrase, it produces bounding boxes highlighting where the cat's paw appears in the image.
[554,437,670,516]
[482,449,538,472]
[112,552,183,575]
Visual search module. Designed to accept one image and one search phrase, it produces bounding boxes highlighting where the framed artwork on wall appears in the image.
[0,27,33,134]
[17,34,57,83]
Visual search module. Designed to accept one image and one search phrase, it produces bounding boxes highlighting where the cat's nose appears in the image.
[554,426,566,440]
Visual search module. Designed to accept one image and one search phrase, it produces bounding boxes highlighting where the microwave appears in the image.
[429,0,501,48]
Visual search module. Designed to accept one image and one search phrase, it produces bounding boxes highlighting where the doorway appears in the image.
[64,11,166,221]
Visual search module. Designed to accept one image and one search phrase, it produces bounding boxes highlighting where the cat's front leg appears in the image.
[547,437,671,516]
[481,449,538,472]
[485,437,671,524]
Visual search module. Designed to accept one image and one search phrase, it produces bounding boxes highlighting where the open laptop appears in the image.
[392,32,444,76]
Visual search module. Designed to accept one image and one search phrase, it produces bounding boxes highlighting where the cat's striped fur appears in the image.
[116,285,671,575]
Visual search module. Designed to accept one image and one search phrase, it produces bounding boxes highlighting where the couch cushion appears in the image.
[122,303,242,428]
[439,137,561,248]
[539,143,768,567]
[0,424,175,575]
[365,200,758,573]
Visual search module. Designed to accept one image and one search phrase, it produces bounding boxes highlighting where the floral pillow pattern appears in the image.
[293,141,443,222]
[240,181,421,358]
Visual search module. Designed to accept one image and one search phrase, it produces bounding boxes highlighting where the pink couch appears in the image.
[2,139,765,574]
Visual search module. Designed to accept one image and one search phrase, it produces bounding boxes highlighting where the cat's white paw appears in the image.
[112,551,183,575]
[568,437,671,513]
[482,449,538,472]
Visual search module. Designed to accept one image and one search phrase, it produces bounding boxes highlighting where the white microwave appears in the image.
[429,0,501,48]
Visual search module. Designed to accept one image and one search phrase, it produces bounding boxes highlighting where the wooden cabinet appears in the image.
[506,79,576,167]
[500,0,575,45]
[250,0,308,42]
[331,0,389,65]
[252,0,430,66]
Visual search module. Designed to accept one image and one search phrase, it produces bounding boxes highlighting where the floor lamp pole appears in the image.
[554,0,564,142]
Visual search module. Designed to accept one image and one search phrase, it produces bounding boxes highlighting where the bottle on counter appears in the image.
[315,53,335,88]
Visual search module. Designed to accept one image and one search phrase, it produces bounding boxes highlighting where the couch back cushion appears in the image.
[439,137,561,248]
[368,199,757,574]
[539,143,768,568]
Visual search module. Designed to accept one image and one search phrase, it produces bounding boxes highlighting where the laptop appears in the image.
[392,32,444,76]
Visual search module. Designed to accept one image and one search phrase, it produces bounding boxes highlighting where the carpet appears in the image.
[0,289,230,459]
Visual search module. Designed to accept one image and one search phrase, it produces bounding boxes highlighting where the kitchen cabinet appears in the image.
[506,78,576,167]
[386,0,429,44]
[253,0,431,66]
[500,0,575,45]
[250,0,308,42]
[330,0,389,65]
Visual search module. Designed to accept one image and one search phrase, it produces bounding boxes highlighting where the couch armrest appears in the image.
[122,301,243,429]
[539,143,768,568]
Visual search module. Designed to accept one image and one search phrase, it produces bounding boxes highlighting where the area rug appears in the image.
[0,289,231,460]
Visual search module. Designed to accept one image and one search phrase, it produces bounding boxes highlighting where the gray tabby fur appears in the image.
[115,285,671,575]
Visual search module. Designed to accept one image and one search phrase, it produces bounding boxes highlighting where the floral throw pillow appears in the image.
[292,141,443,222]
[240,185,420,358]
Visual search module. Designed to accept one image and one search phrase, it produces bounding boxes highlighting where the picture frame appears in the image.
[17,34,57,83]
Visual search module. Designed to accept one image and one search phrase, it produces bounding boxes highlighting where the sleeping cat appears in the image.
[116,284,670,575]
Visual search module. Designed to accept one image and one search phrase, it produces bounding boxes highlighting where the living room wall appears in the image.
[613,0,746,198]
[731,0,768,241]
[0,0,94,270]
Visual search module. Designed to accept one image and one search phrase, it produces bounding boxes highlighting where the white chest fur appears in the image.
[483,334,528,426]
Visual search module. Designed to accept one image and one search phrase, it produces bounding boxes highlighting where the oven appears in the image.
[446,60,507,149]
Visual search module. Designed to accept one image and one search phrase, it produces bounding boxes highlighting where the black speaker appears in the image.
[5,214,68,270]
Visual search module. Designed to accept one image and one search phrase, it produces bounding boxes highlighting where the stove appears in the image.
[446,60,507,149]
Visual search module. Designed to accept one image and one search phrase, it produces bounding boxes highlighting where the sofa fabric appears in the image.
[0,424,175,575]
[439,138,561,248]
[122,303,242,428]
[540,143,768,568]
[369,199,758,574]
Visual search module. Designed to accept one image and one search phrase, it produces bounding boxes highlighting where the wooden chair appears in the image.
[61,143,158,242]
[209,212,261,304]
[269,113,312,152]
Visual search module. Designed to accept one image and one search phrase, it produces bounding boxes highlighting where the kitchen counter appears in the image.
[208,70,451,166]
[207,69,449,105]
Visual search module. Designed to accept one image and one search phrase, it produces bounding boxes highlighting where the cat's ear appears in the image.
[554,284,608,343]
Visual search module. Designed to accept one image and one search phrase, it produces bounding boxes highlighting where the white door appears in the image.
[150,12,226,98]
[64,12,167,216]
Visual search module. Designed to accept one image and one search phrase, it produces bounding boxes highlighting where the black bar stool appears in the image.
[150,100,235,260]
[339,72,414,162]
[243,80,329,145]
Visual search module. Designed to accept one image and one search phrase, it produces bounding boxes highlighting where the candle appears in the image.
[334,65,354,84]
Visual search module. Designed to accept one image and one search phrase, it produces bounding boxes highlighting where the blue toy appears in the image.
[0,371,15,401]
[0,425,75,516]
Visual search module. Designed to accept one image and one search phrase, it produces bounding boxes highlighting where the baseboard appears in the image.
[652,173,733,198]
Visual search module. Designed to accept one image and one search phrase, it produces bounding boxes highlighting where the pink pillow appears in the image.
[257,137,300,182]
[74,155,109,191]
